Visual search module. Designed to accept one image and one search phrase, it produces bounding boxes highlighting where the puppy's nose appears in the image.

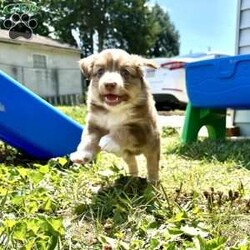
[104,82,116,91]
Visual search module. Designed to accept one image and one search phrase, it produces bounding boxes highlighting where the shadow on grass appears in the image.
[168,138,250,169]
[74,176,165,225]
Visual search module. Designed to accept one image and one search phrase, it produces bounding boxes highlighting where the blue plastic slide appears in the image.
[0,70,83,159]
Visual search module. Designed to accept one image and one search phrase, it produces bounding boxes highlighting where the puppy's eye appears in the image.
[96,68,105,77]
[121,69,130,79]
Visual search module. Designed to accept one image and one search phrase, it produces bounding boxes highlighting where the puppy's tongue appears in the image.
[104,94,121,105]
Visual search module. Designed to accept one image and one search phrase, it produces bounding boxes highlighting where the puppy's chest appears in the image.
[93,111,130,130]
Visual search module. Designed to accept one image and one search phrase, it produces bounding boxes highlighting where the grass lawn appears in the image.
[0,105,249,249]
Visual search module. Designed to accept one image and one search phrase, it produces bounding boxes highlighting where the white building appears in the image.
[234,0,250,135]
[0,29,82,105]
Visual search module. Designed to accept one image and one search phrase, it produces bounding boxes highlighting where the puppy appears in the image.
[70,49,160,182]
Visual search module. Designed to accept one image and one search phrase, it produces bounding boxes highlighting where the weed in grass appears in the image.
[161,127,179,138]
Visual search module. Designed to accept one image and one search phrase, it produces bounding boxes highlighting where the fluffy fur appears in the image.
[70,49,161,182]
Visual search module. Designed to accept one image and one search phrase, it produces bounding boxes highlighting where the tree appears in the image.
[37,0,78,45]
[31,1,180,57]
[38,0,110,56]
[148,4,180,57]
[105,0,160,55]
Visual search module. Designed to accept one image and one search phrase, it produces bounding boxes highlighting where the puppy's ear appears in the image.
[131,55,158,69]
[141,58,158,69]
[79,54,97,79]
[130,55,158,78]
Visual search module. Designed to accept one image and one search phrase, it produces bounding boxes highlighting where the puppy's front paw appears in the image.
[99,135,121,154]
[70,150,93,164]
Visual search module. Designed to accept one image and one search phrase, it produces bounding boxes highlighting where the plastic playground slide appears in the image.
[0,70,83,160]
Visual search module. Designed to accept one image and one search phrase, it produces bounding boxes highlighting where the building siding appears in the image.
[0,39,82,105]
[236,0,250,54]
[234,0,250,135]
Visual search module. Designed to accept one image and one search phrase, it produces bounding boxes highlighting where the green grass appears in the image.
[0,105,249,249]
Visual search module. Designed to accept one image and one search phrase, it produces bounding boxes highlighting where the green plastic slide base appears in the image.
[181,103,226,144]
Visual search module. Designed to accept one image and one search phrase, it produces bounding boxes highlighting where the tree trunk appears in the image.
[98,29,104,52]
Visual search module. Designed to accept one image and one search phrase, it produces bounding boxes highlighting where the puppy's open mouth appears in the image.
[103,94,122,105]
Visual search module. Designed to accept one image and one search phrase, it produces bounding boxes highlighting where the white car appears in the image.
[145,52,229,109]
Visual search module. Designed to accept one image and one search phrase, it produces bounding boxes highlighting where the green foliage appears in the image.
[0,159,67,249]
[0,1,179,57]
[37,0,179,57]
[107,0,161,55]
[162,127,179,137]
[148,4,180,57]
[0,106,249,249]
[57,105,87,124]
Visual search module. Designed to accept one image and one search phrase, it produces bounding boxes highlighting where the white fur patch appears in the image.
[100,72,123,88]
[70,150,93,163]
[99,135,120,153]
[91,106,132,130]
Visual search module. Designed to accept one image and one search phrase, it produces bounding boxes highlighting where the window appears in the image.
[33,54,47,68]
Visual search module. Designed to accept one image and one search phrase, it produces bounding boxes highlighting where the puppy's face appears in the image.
[80,49,157,108]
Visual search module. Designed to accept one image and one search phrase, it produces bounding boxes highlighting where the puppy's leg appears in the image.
[99,134,121,154]
[70,124,105,164]
[122,151,138,177]
[70,134,99,164]
[99,124,147,154]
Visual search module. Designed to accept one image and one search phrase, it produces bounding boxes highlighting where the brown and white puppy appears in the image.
[70,49,160,182]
